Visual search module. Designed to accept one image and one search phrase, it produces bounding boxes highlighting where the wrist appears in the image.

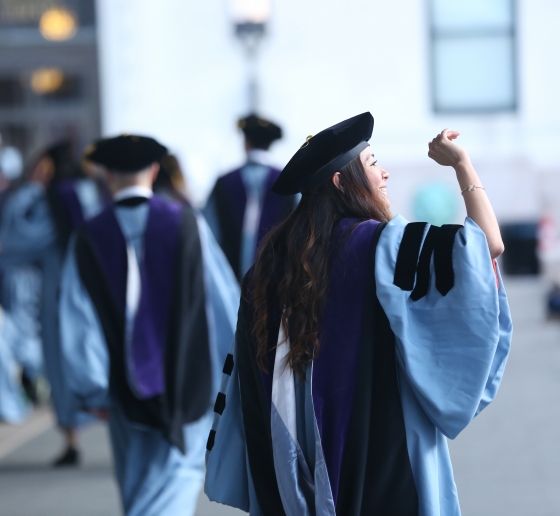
[453,155,472,173]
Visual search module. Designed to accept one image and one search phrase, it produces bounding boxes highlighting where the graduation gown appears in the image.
[59,194,239,516]
[204,164,296,281]
[0,265,42,423]
[205,215,513,516]
[0,179,104,427]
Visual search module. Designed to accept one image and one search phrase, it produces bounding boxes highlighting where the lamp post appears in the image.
[229,0,271,113]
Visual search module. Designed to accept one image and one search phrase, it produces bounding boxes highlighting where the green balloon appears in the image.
[413,183,458,226]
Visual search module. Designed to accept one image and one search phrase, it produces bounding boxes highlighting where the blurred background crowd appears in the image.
[0,0,559,515]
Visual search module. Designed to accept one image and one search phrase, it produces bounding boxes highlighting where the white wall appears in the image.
[96,0,560,217]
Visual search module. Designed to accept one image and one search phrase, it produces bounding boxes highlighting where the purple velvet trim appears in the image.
[312,218,380,504]
[253,218,379,502]
[86,208,128,310]
[52,180,85,229]
[130,196,182,397]
[86,195,182,398]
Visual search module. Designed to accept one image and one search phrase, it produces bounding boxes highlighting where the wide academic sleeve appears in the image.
[0,183,57,264]
[201,189,223,246]
[0,308,32,423]
[59,235,110,410]
[204,338,256,513]
[375,215,512,439]
[195,213,240,394]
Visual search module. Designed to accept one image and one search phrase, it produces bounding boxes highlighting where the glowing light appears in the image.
[39,7,78,41]
[30,68,64,94]
[229,0,271,24]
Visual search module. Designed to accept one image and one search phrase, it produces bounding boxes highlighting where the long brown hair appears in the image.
[251,154,392,378]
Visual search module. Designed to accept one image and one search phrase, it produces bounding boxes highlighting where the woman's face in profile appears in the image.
[360,146,390,206]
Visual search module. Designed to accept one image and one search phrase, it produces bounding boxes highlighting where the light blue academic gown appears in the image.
[205,162,270,278]
[204,150,278,278]
[59,194,239,516]
[0,181,103,427]
[205,216,512,516]
[0,265,42,423]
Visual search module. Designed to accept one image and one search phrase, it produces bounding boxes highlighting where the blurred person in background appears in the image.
[154,154,190,204]
[0,141,106,466]
[0,137,43,423]
[0,263,42,423]
[204,114,297,281]
[0,136,24,194]
[59,135,239,516]
[205,113,512,515]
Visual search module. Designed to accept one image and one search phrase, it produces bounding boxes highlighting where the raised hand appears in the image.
[428,128,469,168]
[426,128,504,258]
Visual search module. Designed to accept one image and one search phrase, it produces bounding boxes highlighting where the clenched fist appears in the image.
[428,128,469,168]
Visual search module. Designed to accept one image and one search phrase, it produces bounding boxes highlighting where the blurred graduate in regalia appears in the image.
[204,114,297,281]
[0,141,106,465]
[59,135,239,516]
[0,140,43,424]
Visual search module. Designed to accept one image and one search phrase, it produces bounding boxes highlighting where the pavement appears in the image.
[0,276,559,516]
[448,276,560,516]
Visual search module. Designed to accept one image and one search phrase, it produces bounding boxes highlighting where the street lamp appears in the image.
[228,0,271,112]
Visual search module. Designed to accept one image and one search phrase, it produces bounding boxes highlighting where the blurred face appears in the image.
[359,146,390,206]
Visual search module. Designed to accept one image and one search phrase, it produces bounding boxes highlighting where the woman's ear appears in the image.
[332,172,343,191]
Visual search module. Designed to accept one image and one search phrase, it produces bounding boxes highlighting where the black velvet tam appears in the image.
[272,112,374,196]
[238,113,282,149]
[85,134,168,173]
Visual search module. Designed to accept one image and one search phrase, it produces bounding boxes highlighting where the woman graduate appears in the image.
[205,112,512,515]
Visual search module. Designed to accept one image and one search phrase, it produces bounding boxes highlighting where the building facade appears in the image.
[96,0,560,232]
[0,0,100,163]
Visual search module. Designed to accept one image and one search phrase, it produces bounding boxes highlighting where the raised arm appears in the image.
[428,129,504,259]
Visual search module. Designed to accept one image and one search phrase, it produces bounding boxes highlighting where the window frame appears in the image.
[429,0,519,114]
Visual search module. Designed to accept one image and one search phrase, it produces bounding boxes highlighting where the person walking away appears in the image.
[0,140,42,423]
[59,135,239,516]
[204,114,297,281]
[0,141,106,466]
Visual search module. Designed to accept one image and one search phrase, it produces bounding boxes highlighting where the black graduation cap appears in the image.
[85,134,168,173]
[272,112,374,196]
[238,113,282,149]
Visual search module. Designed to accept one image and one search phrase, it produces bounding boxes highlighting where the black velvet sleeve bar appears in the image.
[434,225,462,296]
[410,226,439,301]
[393,222,427,291]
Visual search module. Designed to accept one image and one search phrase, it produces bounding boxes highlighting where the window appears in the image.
[0,0,95,29]
[430,0,517,113]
